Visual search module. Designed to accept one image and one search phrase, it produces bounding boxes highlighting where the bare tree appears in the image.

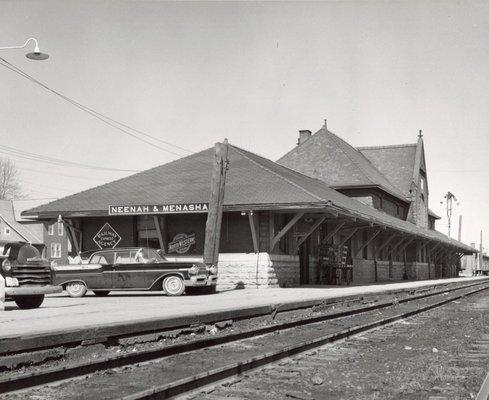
[0,158,24,200]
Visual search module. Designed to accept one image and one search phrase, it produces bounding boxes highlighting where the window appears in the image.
[114,250,140,264]
[4,227,10,236]
[90,254,109,265]
[58,222,64,236]
[50,243,61,258]
[89,252,114,264]
[48,223,54,236]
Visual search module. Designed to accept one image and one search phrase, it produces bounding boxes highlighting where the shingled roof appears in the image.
[276,126,408,201]
[357,144,417,198]
[24,143,473,252]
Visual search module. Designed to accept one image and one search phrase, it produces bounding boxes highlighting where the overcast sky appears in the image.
[1,0,488,249]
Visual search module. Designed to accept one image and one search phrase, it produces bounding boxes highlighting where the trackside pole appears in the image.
[0,275,5,311]
[203,140,229,266]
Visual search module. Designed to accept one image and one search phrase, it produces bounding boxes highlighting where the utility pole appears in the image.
[203,140,229,266]
[479,230,483,272]
[458,215,462,242]
[444,191,458,238]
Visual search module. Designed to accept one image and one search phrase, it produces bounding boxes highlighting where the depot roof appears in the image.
[277,127,408,201]
[23,143,474,253]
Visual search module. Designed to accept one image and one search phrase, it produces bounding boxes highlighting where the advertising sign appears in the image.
[108,203,209,216]
[93,222,122,249]
[168,233,196,254]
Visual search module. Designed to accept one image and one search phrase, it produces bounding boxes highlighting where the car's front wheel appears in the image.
[14,295,45,309]
[162,275,184,296]
[93,290,110,297]
[65,282,87,298]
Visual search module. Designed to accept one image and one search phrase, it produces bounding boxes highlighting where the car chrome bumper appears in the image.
[185,275,218,287]
[5,285,63,296]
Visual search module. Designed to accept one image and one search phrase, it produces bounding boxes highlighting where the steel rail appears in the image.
[120,283,489,400]
[0,280,487,395]
[476,369,489,400]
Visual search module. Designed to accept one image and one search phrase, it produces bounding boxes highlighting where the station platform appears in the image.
[1,276,486,341]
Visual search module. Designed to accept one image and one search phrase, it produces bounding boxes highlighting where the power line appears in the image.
[17,165,119,181]
[0,57,194,158]
[13,197,58,201]
[0,146,139,172]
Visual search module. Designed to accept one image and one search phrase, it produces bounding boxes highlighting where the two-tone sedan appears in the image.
[53,247,217,297]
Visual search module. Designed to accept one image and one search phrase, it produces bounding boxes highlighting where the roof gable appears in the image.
[0,200,42,243]
[277,127,407,201]
[358,144,417,198]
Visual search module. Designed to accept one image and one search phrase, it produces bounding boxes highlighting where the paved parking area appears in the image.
[1,276,485,339]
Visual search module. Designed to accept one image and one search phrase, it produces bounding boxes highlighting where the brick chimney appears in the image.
[297,130,312,145]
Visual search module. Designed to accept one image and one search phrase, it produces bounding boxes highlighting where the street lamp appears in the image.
[0,37,49,60]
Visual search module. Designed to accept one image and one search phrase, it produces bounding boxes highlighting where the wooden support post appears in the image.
[296,215,328,248]
[61,219,81,254]
[269,211,274,252]
[398,237,415,254]
[375,234,396,257]
[355,230,381,258]
[428,242,441,256]
[153,216,165,252]
[65,224,80,254]
[160,215,168,253]
[203,140,229,265]
[433,246,445,262]
[419,240,431,251]
[321,221,346,244]
[270,212,304,251]
[248,211,259,253]
[338,228,359,247]
[389,236,407,255]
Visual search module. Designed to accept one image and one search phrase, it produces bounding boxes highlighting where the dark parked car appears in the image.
[1,242,62,309]
[53,247,217,297]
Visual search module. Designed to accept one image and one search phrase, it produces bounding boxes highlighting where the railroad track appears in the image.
[1,279,489,399]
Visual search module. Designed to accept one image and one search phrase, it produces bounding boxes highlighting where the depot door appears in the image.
[299,238,310,284]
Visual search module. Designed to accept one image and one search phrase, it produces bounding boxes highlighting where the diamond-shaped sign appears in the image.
[93,223,122,249]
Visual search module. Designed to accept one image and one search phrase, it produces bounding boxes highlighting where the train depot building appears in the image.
[23,122,475,290]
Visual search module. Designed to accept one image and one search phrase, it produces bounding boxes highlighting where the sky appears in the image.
[1,0,488,250]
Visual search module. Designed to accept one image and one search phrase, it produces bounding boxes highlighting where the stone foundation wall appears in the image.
[391,262,406,281]
[352,259,375,284]
[376,260,391,281]
[204,253,300,290]
[268,254,300,287]
[170,253,458,290]
[405,262,429,280]
[353,260,408,283]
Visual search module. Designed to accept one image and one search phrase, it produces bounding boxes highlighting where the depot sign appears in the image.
[108,203,209,216]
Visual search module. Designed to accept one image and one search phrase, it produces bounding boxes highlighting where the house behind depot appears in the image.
[22,122,475,289]
[0,200,69,263]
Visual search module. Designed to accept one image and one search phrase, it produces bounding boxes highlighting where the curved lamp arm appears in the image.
[0,37,40,52]
[0,37,49,60]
